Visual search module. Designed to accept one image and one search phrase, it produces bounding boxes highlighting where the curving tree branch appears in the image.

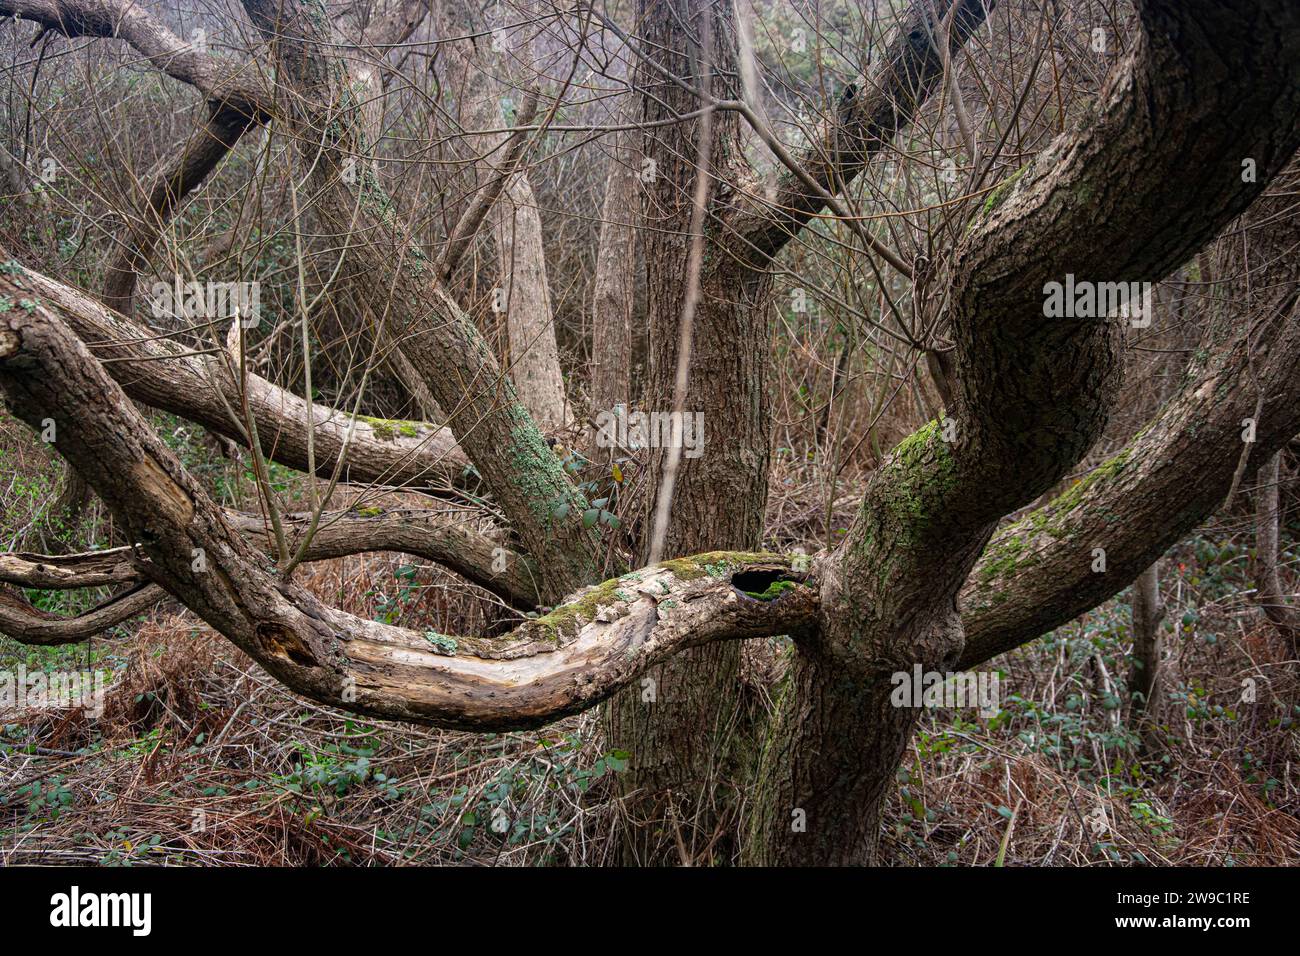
[959,160,1300,668]
[0,0,264,99]
[751,0,1300,866]
[235,0,600,599]
[2,258,469,489]
[0,295,814,726]
[0,582,165,646]
[733,0,994,265]
[101,101,267,315]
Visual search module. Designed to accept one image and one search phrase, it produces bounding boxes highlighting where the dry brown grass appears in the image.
[882,555,1300,867]
[4,528,1296,866]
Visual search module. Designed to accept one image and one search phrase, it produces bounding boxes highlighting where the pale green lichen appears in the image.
[529,576,629,642]
[656,551,786,581]
[983,164,1028,215]
[528,552,791,641]
[966,163,1031,237]
[359,415,423,441]
[879,420,957,541]
[423,630,458,654]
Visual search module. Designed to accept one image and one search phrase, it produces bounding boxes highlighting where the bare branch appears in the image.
[0,0,264,101]
[958,160,1300,669]
[1,291,814,727]
[734,0,993,263]
[2,258,470,491]
[0,582,164,646]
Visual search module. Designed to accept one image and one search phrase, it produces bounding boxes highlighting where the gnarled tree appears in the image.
[1,0,1299,865]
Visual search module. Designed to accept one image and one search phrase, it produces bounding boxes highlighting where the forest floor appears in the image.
[2,413,1297,866]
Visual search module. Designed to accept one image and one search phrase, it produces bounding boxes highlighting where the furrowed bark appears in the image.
[606,0,770,863]
[959,157,1300,670]
[0,548,141,589]
[749,0,1300,866]
[611,0,995,863]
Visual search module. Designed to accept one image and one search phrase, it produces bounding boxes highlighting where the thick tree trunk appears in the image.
[745,655,918,865]
[7,0,1300,871]
[588,127,637,416]
[607,0,995,863]
[603,0,771,864]
[749,0,1300,866]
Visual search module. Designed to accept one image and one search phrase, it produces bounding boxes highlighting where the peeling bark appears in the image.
[1,260,469,491]
[1,298,811,725]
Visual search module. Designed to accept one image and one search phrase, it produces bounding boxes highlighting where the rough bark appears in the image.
[748,0,1300,865]
[1,259,469,491]
[589,126,638,415]
[605,0,768,863]
[960,157,1300,670]
[609,0,996,862]
[0,299,814,723]
[5,0,1300,869]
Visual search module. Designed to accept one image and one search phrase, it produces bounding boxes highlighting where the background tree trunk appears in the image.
[604,0,772,864]
[1253,452,1299,653]
[588,125,637,417]
[1129,562,1165,717]
[493,173,571,429]
[437,0,570,430]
